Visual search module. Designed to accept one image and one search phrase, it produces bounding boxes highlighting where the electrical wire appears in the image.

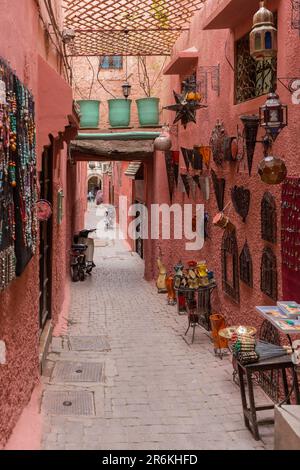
[86,57,95,100]
[225,31,235,72]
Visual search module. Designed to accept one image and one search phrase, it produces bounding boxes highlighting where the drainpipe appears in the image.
[76,132,160,141]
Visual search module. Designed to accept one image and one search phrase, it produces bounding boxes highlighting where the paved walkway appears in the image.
[41,208,273,450]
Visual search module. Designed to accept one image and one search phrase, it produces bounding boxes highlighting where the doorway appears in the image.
[39,145,53,332]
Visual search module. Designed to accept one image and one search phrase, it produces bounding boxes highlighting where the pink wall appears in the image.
[72,56,166,128]
[0,0,85,447]
[145,0,300,329]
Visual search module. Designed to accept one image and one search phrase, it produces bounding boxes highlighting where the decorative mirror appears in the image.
[222,228,240,303]
[210,120,227,166]
[231,185,251,222]
[211,169,225,211]
[260,246,278,300]
[239,241,253,287]
[261,191,277,243]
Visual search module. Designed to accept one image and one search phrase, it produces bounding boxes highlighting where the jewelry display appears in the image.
[0,57,37,288]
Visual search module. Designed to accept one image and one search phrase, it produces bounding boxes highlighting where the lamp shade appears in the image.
[258,155,287,184]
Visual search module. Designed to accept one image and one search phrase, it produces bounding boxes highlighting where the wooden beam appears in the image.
[70,139,154,162]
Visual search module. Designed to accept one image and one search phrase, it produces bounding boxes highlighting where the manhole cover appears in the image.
[52,361,103,383]
[42,390,95,416]
[69,336,110,352]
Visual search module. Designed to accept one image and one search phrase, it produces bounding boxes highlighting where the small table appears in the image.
[237,353,300,440]
[175,283,217,342]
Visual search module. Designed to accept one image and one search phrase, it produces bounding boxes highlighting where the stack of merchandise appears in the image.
[232,333,259,365]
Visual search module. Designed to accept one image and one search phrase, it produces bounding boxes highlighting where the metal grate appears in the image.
[235,33,277,104]
[52,361,103,383]
[261,191,277,243]
[69,336,110,352]
[260,246,278,301]
[221,228,240,303]
[42,390,95,416]
[63,0,207,56]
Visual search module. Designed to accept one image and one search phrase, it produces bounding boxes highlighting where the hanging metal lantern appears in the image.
[89,161,96,170]
[258,155,287,184]
[259,90,288,141]
[122,82,132,99]
[154,126,172,151]
[250,1,277,61]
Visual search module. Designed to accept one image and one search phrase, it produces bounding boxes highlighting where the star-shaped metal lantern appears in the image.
[163,91,207,129]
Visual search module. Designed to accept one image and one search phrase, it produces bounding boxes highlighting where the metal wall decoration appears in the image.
[235,33,277,104]
[198,64,221,103]
[291,0,300,33]
[240,115,260,176]
[209,120,227,166]
[0,57,37,288]
[231,185,250,222]
[211,169,225,211]
[261,191,277,243]
[239,241,253,287]
[180,174,190,197]
[260,246,278,301]
[222,228,240,303]
[181,147,190,171]
[172,150,179,186]
[224,136,239,162]
[163,91,207,129]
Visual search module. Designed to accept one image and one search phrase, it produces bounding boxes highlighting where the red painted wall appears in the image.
[145,0,300,329]
[0,0,86,447]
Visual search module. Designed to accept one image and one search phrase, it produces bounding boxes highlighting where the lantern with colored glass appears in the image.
[250,1,277,61]
[259,90,288,142]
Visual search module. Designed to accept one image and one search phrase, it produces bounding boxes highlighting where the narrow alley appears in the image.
[40,208,271,450]
[1,0,300,454]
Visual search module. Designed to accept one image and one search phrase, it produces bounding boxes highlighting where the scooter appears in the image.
[70,229,96,282]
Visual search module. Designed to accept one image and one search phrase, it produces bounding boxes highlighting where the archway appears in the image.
[88,175,102,193]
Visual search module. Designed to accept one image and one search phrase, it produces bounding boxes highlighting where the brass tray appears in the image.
[219,325,257,340]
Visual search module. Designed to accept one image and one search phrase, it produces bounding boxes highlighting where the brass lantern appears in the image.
[250,1,277,61]
[259,90,288,141]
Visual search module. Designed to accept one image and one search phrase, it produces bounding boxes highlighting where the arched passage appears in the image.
[88,175,102,192]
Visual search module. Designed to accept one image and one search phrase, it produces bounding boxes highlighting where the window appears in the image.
[99,56,123,70]
[235,31,277,104]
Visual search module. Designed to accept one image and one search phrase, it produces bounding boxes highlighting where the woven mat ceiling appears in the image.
[63,0,206,56]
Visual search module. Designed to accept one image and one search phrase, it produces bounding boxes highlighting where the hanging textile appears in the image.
[0,57,37,287]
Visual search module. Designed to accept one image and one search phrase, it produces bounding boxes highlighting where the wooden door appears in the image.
[39,145,53,331]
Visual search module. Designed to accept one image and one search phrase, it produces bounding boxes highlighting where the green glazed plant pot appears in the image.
[77,100,100,129]
[108,99,132,128]
[136,97,160,127]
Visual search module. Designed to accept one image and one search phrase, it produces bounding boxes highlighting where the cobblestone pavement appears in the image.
[41,208,274,450]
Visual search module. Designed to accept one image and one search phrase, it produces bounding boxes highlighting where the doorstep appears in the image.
[39,320,53,375]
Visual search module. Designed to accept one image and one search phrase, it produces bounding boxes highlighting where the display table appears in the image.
[237,353,300,441]
[175,282,217,342]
